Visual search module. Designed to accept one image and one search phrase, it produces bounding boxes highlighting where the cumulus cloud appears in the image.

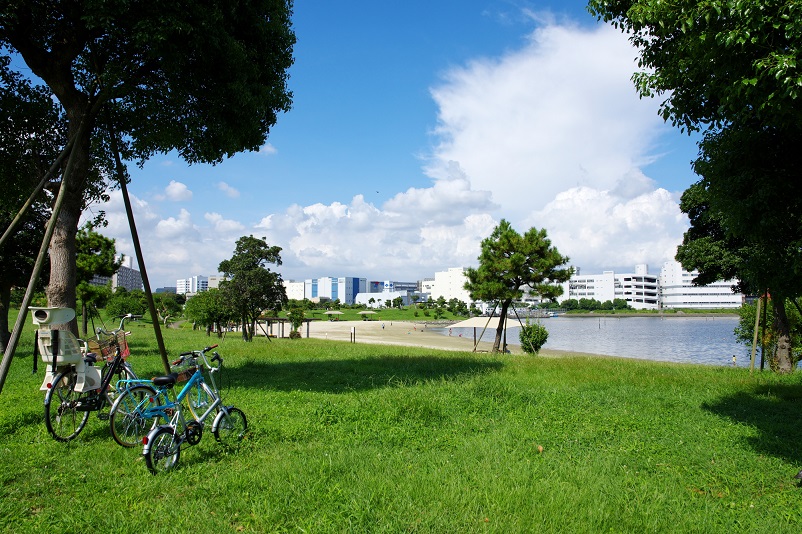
[91,15,693,285]
[204,212,245,234]
[528,185,688,272]
[217,181,240,198]
[427,23,669,214]
[163,180,193,202]
[423,20,691,273]
[259,143,278,155]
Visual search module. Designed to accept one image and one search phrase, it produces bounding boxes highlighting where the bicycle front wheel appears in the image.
[213,407,247,445]
[44,370,90,442]
[186,381,218,423]
[143,426,181,474]
[109,385,159,447]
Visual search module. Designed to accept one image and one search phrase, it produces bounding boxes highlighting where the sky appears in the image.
[83,0,702,288]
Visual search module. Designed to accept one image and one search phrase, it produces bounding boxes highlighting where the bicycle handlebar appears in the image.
[173,345,223,368]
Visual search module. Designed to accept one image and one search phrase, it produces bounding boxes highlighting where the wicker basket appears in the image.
[87,331,130,362]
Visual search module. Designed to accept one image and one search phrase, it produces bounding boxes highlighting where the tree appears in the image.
[75,223,121,336]
[0,1,295,329]
[587,0,802,132]
[589,0,802,373]
[184,289,233,337]
[465,220,573,353]
[153,292,183,326]
[105,288,146,317]
[218,236,286,342]
[0,56,58,350]
[734,299,802,372]
[676,125,802,372]
[287,307,304,339]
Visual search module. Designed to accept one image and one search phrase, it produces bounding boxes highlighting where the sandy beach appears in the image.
[301,319,498,352]
[297,319,568,355]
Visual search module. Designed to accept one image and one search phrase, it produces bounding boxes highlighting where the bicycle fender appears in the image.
[141,424,172,454]
[211,406,235,434]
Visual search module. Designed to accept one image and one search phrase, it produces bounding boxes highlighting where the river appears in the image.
[439,315,769,368]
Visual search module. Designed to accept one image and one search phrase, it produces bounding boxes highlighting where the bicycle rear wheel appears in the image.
[44,370,91,442]
[143,426,181,474]
[213,407,247,445]
[109,385,159,447]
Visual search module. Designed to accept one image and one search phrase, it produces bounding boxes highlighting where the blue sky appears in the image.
[88,0,701,288]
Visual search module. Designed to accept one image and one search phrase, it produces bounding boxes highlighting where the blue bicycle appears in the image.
[136,346,247,474]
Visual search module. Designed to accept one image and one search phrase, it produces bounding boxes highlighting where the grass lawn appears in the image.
[1,314,801,532]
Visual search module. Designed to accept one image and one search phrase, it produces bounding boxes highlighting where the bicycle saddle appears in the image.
[152,373,179,387]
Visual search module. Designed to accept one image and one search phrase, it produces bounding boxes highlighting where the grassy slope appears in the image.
[1,314,801,533]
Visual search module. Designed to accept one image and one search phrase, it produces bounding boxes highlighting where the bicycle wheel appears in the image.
[186,381,218,423]
[44,369,91,442]
[109,385,159,447]
[143,426,181,474]
[213,407,247,445]
[102,361,137,404]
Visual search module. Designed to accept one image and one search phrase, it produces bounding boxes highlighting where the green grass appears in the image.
[1,315,801,532]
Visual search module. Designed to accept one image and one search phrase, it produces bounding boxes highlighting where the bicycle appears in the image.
[108,345,221,448]
[35,308,141,442]
[137,345,247,473]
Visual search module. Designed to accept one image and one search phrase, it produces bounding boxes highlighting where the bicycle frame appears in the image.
[134,346,223,427]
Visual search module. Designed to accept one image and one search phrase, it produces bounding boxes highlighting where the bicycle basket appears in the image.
[88,331,130,362]
[171,360,198,383]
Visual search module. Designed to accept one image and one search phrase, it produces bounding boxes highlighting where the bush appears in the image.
[519,321,548,354]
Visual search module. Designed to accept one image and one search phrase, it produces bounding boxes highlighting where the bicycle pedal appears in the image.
[97,412,110,421]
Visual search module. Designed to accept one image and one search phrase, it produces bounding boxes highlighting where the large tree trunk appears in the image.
[46,106,94,337]
[493,299,511,353]
[770,298,794,374]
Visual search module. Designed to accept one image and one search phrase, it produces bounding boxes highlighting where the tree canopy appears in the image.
[218,235,287,341]
[184,289,234,337]
[0,0,295,332]
[587,0,802,131]
[465,220,572,353]
[589,0,802,373]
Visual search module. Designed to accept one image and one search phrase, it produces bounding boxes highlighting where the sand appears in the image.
[300,319,534,354]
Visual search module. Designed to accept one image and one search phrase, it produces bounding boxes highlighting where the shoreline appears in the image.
[303,319,575,357]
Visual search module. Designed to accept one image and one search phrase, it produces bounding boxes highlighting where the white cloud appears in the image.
[204,212,245,234]
[163,180,193,201]
[92,16,693,286]
[259,143,277,155]
[528,185,688,271]
[217,181,240,198]
[427,23,669,213]
[423,19,692,273]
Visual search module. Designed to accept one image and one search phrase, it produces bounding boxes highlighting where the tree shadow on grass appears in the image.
[702,383,802,466]
[223,354,504,394]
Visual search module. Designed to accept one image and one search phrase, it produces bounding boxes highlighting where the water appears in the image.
[439,316,760,367]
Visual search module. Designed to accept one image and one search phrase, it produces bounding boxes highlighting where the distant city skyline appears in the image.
[83,1,700,288]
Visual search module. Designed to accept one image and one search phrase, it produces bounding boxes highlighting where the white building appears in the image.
[560,264,660,310]
[304,277,367,305]
[284,280,305,301]
[430,267,472,303]
[659,261,743,309]
[559,263,743,310]
[207,275,229,289]
[176,275,208,295]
